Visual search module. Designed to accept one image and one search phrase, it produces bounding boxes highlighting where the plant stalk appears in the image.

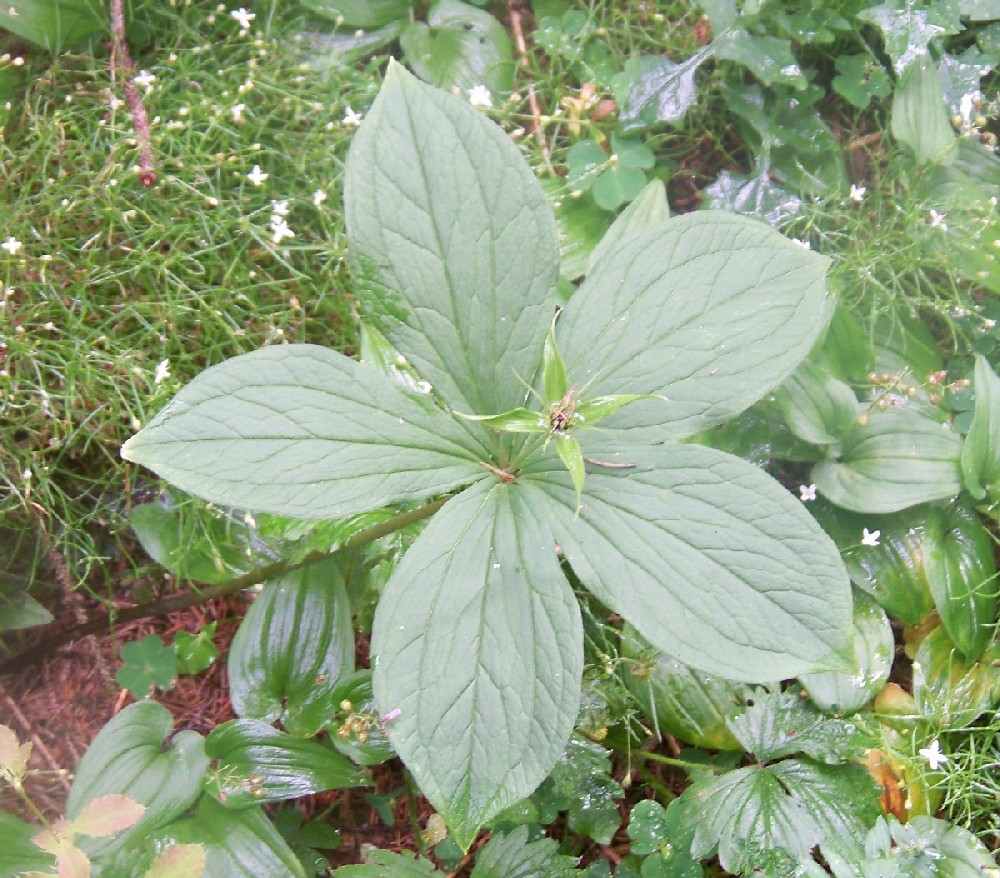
[0,497,448,677]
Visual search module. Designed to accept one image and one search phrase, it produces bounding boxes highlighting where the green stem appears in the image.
[631,749,727,774]
[0,497,449,677]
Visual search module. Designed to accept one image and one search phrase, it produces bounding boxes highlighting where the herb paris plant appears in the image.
[121,62,854,850]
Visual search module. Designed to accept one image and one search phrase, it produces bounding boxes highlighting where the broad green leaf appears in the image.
[534,736,623,845]
[400,0,515,97]
[621,624,743,751]
[925,503,998,661]
[345,62,559,418]
[814,305,874,384]
[702,170,802,227]
[776,360,860,446]
[173,623,218,676]
[619,47,715,130]
[469,826,578,877]
[891,54,958,166]
[591,164,647,211]
[799,590,894,715]
[300,0,411,27]
[726,688,867,764]
[810,501,935,625]
[0,0,103,53]
[556,211,833,439]
[812,408,963,514]
[122,344,486,519]
[611,133,655,170]
[714,30,807,89]
[205,719,367,808]
[130,494,273,584]
[116,634,179,697]
[228,558,354,737]
[832,54,892,109]
[153,796,306,878]
[587,179,669,274]
[629,798,703,877]
[960,0,1000,18]
[961,354,1000,500]
[912,626,1000,728]
[858,1,962,73]
[0,592,53,631]
[334,849,441,876]
[66,701,208,858]
[863,815,1000,875]
[685,759,878,871]
[370,480,582,850]
[145,844,207,878]
[544,178,613,281]
[0,813,54,875]
[524,443,853,682]
[566,140,608,190]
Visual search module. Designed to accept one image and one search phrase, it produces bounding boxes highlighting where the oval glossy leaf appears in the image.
[371,480,583,851]
[812,408,963,513]
[799,590,894,715]
[122,345,487,519]
[925,503,998,661]
[228,558,354,737]
[961,354,1000,501]
[809,501,935,625]
[776,360,860,446]
[65,701,208,858]
[620,48,714,130]
[621,624,743,750]
[556,211,833,439]
[891,54,958,166]
[205,719,367,808]
[153,795,306,878]
[400,0,514,97]
[345,62,559,419]
[525,442,853,682]
[912,626,1000,728]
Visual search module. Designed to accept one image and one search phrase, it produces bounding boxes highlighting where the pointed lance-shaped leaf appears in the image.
[121,345,488,519]
[371,480,582,851]
[961,354,1000,501]
[556,211,833,440]
[344,62,560,419]
[522,442,853,682]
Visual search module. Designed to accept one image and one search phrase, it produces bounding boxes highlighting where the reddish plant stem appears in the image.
[109,0,156,186]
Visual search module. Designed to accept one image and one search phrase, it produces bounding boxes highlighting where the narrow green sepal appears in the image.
[454,407,548,433]
[554,433,585,513]
[573,393,661,428]
[542,314,569,405]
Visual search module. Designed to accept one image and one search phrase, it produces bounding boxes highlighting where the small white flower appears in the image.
[799,484,817,502]
[230,7,255,30]
[231,102,246,122]
[849,184,866,203]
[132,69,156,90]
[109,96,125,110]
[8,6,18,16]
[246,164,268,186]
[791,238,811,250]
[343,105,363,126]
[861,528,881,547]
[270,199,290,217]
[154,359,171,385]
[312,188,327,207]
[270,217,295,244]
[1,236,22,255]
[929,209,948,230]
[918,739,948,770]
[468,85,492,108]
